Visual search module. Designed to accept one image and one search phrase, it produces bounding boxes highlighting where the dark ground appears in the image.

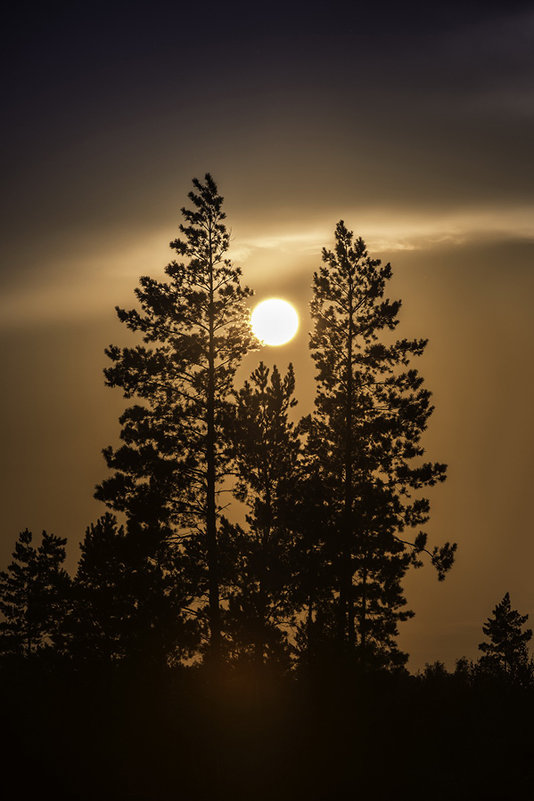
[2,661,533,800]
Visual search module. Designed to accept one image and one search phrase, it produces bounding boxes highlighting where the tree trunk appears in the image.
[255,477,272,665]
[359,561,368,669]
[343,268,355,648]
[206,222,221,660]
[307,598,314,669]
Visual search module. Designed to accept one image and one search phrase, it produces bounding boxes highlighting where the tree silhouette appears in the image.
[0,529,70,658]
[302,221,455,666]
[478,592,533,684]
[67,513,199,667]
[95,174,255,660]
[2,200,533,801]
[225,362,300,665]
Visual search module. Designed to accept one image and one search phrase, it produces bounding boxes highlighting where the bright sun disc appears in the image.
[251,298,299,346]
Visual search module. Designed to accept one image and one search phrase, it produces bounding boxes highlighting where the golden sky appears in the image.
[1,0,533,669]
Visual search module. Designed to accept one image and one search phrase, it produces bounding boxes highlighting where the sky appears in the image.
[1,0,533,670]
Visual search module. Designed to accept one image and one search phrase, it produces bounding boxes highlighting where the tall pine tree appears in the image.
[95,174,254,660]
[301,221,455,667]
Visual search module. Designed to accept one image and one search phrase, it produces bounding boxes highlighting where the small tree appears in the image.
[478,592,532,683]
[0,529,70,658]
[68,513,198,667]
[225,362,300,665]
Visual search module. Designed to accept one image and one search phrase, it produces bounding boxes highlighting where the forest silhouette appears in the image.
[1,175,533,800]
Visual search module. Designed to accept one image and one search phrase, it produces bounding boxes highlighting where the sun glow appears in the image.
[251,298,299,346]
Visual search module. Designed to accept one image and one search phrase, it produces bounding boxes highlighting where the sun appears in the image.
[251,298,299,346]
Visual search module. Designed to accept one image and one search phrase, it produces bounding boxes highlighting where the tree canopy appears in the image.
[95,174,255,659]
[478,592,532,683]
[300,221,455,667]
[0,180,458,677]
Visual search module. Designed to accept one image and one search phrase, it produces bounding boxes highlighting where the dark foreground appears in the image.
[2,662,533,801]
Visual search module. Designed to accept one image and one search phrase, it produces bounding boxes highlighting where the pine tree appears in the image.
[0,529,70,658]
[95,174,254,660]
[225,362,300,665]
[291,466,337,670]
[68,513,198,666]
[302,221,455,668]
[478,592,532,683]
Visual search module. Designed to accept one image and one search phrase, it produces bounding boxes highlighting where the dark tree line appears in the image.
[0,173,469,675]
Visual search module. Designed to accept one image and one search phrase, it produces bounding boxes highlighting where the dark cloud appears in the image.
[3,4,533,226]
